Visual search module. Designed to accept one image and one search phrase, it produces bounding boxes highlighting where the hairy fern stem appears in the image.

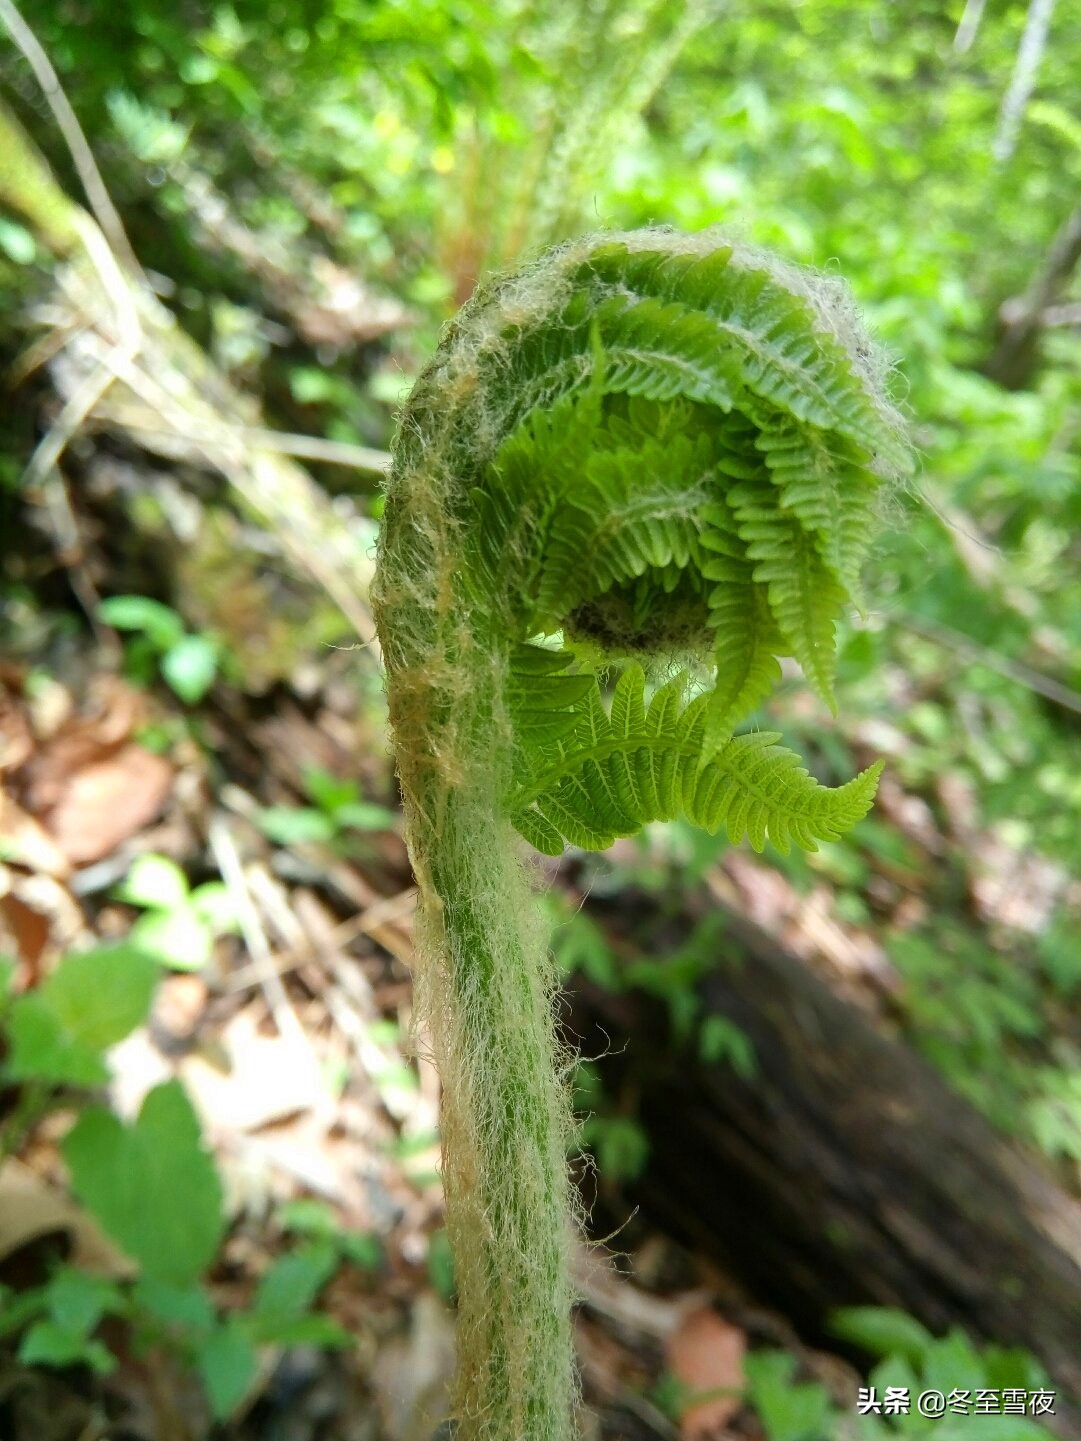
[409,672,576,1436]
[427,795,576,1436]
[373,227,908,1438]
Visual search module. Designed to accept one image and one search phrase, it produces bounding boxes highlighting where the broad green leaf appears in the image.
[745,1350,832,1441]
[41,946,158,1052]
[43,1268,121,1336]
[188,882,238,931]
[0,218,36,265]
[333,801,398,831]
[698,1015,756,1077]
[196,1319,257,1419]
[247,1313,351,1347]
[6,995,108,1086]
[427,1228,456,1302]
[279,1199,339,1238]
[132,1278,215,1335]
[338,1232,384,1271]
[302,765,359,814]
[41,943,159,1054]
[248,1243,338,1341]
[63,1081,224,1285]
[582,1116,650,1182]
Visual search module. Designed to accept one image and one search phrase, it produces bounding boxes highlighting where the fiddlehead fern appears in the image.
[372,227,908,1440]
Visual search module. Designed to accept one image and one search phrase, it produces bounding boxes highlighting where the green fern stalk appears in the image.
[372,227,909,1439]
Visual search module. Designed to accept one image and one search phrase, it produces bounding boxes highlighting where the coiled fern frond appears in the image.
[373,227,908,1441]
[507,646,882,856]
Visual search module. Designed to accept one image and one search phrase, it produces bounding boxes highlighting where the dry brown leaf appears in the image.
[0,681,33,773]
[0,890,51,969]
[19,676,145,810]
[0,1158,134,1277]
[666,1307,746,1439]
[0,792,71,879]
[180,1010,324,1133]
[42,744,173,865]
[0,868,85,970]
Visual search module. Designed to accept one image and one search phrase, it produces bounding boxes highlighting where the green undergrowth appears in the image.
[0,946,375,1421]
[656,1308,1061,1440]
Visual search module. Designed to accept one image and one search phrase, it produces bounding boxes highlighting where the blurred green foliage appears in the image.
[656,1309,1057,1438]
[0,943,362,1418]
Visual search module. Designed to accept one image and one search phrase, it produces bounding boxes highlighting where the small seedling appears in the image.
[114,852,237,971]
[98,594,223,704]
[256,763,397,849]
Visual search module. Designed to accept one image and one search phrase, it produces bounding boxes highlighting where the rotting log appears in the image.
[0,98,385,652]
[569,892,1081,1428]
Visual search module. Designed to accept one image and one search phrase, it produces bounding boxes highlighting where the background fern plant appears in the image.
[372,226,909,1440]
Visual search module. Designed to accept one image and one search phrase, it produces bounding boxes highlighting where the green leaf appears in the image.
[18,1320,116,1374]
[248,1243,338,1341]
[256,806,338,846]
[1037,920,1081,998]
[161,634,220,703]
[830,1306,934,1363]
[302,765,360,814]
[44,943,159,1053]
[333,801,398,831]
[698,1015,756,1077]
[43,1268,120,1336]
[248,1313,351,1347]
[920,1327,987,1398]
[551,911,621,988]
[6,995,108,1086]
[338,1232,384,1271]
[6,937,157,1084]
[115,854,190,910]
[132,1278,215,1335]
[582,1115,650,1182]
[196,1319,257,1419]
[63,1080,224,1285]
[745,1349,832,1441]
[188,881,237,932]
[131,907,214,971]
[0,1287,48,1340]
[98,596,185,651]
[510,662,881,856]
[279,1199,340,1238]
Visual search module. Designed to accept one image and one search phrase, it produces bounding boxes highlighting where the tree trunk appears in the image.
[570,893,1081,1428]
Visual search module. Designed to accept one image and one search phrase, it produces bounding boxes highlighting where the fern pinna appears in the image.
[372,228,908,1440]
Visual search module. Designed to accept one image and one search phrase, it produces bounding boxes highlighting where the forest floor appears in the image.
[3,454,1075,1441]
